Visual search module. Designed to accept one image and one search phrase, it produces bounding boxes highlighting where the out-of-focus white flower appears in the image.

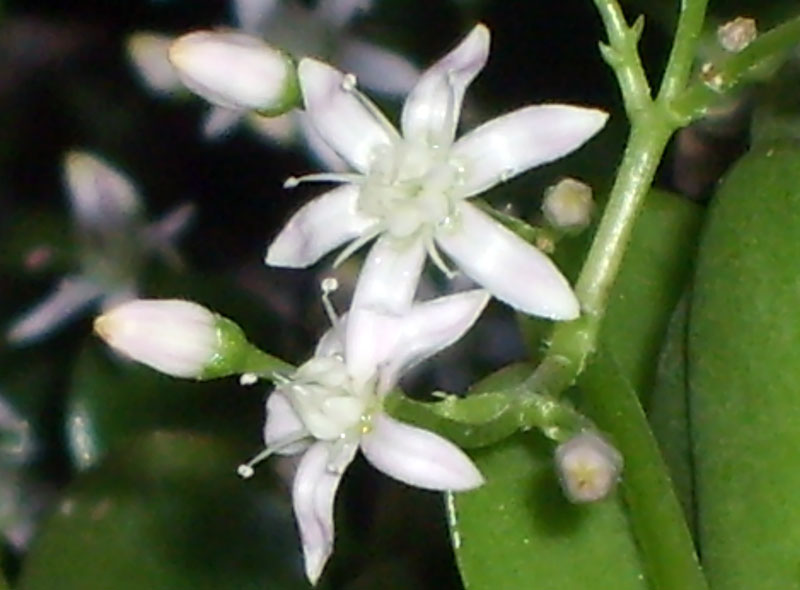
[7,152,193,344]
[126,0,419,168]
[240,289,488,584]
[169,31,298,114]
[267,24,607,319]
[94,299,218,379]
[542,177,594,233]
[555,431,623,503]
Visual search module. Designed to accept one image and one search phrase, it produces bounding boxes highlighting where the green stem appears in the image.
[239,347,295,381]
[658,0,710,102]
[671,15,800,121]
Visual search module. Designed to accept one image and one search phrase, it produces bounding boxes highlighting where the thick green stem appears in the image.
[671,15,800,121]
[658,0,710,102]
[525,116,673,394]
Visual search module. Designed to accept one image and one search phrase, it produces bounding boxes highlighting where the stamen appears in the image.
[331,225,382,268]
[239,372,258,386]
[426,238,457,279]
[283,172,363,188]
[341,73,358,91]
[236,430,309,478]
[320,277,340,328]
[341,81,402,143]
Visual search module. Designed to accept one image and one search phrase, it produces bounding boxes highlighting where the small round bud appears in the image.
[542,178,594,233]
[717,17,757,53]
[169,31,299,115]
[94,299,219,378]
[555,431,623,503]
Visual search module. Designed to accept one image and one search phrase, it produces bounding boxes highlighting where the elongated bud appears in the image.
[94,299,253,379]
[169,31,300,115]
[554,431,623,503]
[542,178,594,233]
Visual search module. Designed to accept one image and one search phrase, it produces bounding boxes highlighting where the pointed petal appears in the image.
[264,393,311,455]
[378,289,489,393]
[64,152,143,230]
[361,414,483,491]
[350,234,425,314]
[7,278,102,344]
[232,0,280,33]
[345,236,426,385]
[202,106,245,138]
[436,202,579,319]
[401,24,489,147]
[292,441,356,584]
[127,32,183,95]
[451,104,608,197]
[337,38,419,97]
[316,0,372,27]
[266,184,377,268]
[296,110,351,172]
[298,58,397,173]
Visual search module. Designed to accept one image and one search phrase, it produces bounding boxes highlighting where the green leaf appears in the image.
[599,189,702,400]
[449,433,649,590]
[18,431,305,590]
[647,291,694,526]
[580,350,705,590]
[689,145,800,589]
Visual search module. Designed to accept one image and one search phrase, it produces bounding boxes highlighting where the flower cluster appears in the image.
[96,20,607,586]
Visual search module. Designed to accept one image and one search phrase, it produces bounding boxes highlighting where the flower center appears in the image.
[282,355,373,441]
[358,140,462,240]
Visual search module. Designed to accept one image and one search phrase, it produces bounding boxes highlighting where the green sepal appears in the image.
[200,315,293,381]
[254,53,301,118]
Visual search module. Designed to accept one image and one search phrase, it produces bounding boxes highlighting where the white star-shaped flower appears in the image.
[267,23,608,319]
[7,152,193,344]
[241,289,488,584]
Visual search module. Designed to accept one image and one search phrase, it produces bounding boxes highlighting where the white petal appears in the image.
[292,441,356,584]
[378,289,490,393]
[246,110,298,144]
[64,151,142,230]
[345,236,426,385]
[264,393,311,455]
[361,413,483,491]
[350,234,425,314]
[232,0,280,33]
[316,0,372,28]
[202,106,245,139]
[7,278,102,344]
[266,184,377,268]
[436,202,579,319]
[126,32,183,95]
[296,110,351,172]
[141,203,194,269]
[337,38,419,97]
[451,104,609,198]
[400,24,489,147]
[298,58,397,173]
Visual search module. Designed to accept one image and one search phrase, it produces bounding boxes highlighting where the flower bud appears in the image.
[94,299,248,379]
[169,31,299,115]
[717,17,757,53]
[554,431,623,503]
[542,178,594,233]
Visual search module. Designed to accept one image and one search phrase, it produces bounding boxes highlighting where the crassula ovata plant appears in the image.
[7,1,800,589]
